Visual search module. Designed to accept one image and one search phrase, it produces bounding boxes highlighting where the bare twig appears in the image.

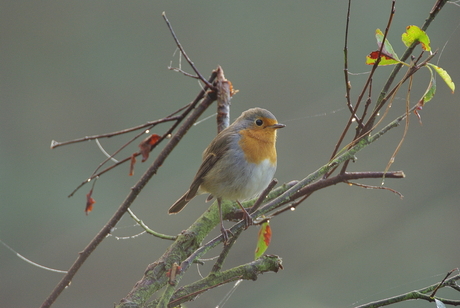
[270,171,405,217]
[50,116,181,149]
[430,268,458,298]
[343,0,357,122]
[381,73,413,182]
[67,127,172,197]
[249,179,278,214]
[127,208,176,240]
[345,181,404,198]
[210,228,243,273]
[355,271,460,308]
[330,1,396,164]
[162,12,215,90]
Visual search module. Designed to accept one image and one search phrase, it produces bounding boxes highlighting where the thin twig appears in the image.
[343,0,356,121]
[210,228,243,273]
[430,268,458,298]
[381,73,413,183]
[68,129,169,197]
[162,12,215,90]
[127,208,176,240]
[249,179,278,214]
[329,1,396,164]
[91,127,151,176]
[50,116,181,149]
[345,181,404,198]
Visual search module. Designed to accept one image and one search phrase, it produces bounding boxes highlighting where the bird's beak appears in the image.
[270,123,286,129]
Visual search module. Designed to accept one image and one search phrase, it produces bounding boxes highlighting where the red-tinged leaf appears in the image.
[138,134,161,162]
[401,25,431,51]
[255,221,272,260]
[85,189,96,215]
[129,153,137,176]
[375,29,400,61]
[366,51,400,66]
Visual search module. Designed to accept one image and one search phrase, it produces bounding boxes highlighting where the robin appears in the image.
[168,107,285,243]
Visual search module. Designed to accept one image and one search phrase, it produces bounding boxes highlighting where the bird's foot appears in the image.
[236,200,253,229]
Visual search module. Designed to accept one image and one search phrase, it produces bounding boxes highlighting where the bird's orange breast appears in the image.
[238,120,278,165]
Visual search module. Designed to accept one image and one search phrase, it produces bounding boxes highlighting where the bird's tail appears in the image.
[168,191,190,214]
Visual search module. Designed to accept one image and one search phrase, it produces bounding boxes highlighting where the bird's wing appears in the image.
[186,128,235,200]
[185,152,219,200]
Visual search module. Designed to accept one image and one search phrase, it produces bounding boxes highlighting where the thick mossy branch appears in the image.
[153,255,283,308]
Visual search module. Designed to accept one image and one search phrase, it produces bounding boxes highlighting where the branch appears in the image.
[264,171,405,217]
[165,255,283,308]
[40,71,218,308]
[355,272,460,308]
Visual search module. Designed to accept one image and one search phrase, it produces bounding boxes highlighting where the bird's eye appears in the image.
[255,119,263,126]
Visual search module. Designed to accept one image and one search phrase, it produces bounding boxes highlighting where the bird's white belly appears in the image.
[239,159,276,200]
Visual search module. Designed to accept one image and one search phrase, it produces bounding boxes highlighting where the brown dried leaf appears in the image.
[85,189,96,215]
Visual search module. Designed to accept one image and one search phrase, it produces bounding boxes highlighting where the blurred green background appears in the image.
[1,1,459,307]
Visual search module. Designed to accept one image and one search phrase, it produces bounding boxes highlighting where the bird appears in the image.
[168,107,285,243]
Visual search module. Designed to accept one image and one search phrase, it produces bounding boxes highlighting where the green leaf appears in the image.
[254,221,272,260]
[401,25,431,51]
[375,29,400,61]
[427,63,455,93]
[421,73,436,104]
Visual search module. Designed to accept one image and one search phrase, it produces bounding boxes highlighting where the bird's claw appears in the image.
[221,227,234,245]
[236,200,253,229]
[242,211,253,229]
